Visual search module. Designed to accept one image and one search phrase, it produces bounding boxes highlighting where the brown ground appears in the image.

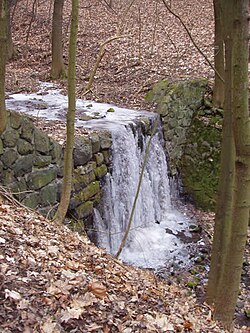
[2,0,250,332]
[6,0,214,110]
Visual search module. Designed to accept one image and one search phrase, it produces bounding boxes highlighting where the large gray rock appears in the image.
[99,131,112,149]
[34,128,50,154]
[40,183,58,205]
[1,148,18,167]
[73,136,93,167]
[2,129,19,147]
[27,167,57,190]
[13,154,34,177]
[17,138,34,155]
[21,118,34,143]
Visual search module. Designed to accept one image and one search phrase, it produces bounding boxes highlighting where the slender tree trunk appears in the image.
[206,0,249,328]
[54,0,79,223]
[0,0,7,134]
[206,3,235,305]
[212,0,225,108]
[50,0,65,79]
[6,0,15,60]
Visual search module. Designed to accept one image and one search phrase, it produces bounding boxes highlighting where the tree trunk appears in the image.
[206,2,235,305]
[54,0,79,223]
[0,0,7,134]
[50,0,65,79]
[206,0,250,328]
[6,0,15,60]
[212,0,225,108]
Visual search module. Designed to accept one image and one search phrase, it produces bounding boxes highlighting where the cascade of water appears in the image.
[94,119,190,269]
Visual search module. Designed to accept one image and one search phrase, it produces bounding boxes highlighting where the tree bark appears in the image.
[212,0,225,108]
[50,0,65,79]
[54,0,79,223]
[0,0,7,134]
[206,0,250,328]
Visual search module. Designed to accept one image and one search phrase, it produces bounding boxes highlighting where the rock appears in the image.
[1,148,18,167]
[21,192,40,209]
[0,138,3,155]
[90,133,101,154]
[94,152,104,166]
[34,128,50,154]
[74,201,94,219]
[27,167,57,190]
[2,129,19,147]
[13,154,34,177]
[10,111,22,129]
[8,179,27,201]
[40,183,58,205]
[94,164,107,179]
[17,138,34,155]
[20,117,34,143]
[73,136,93,167]
[99,131,112,149]
[33,155,52,168]
[50,140,63,163]
[71,181,100,208]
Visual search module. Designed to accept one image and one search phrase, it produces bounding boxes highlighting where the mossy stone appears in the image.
[71,181,100,208]
[21,192,40,209]
[34,155,52,168]
[40,183,57,205]
[50,140,63,163]
[10,111,22,129]
[94,164,107,179]
[94,152,104,166]
[17,138,34,155]
[180,114,221,210]
[13,154,34,177]
[1,148,18,168]
[99,131,112,149]
[74,201,94,219]
[27,167,57,190]
[20,117,34,143]
[34,128,50,154]
[74,136,93,167]
[2,129,19,147]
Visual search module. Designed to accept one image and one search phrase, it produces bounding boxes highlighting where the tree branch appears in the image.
[161,0,224,83]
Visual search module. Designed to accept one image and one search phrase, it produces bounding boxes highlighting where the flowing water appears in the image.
[7,83,193,271]
[93,121,191,269]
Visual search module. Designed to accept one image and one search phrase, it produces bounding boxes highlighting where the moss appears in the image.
[73,181,100,206]
[180,110,222,211]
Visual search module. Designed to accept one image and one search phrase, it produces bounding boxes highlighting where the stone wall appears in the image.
[146,79,222,210]
[0,111,111,224]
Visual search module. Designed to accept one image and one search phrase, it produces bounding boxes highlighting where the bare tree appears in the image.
[0,0,7,134]
[54,0,79,223]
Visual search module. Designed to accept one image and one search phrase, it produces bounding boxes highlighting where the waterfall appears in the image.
[94,119,190,269]
[6,83,191,270]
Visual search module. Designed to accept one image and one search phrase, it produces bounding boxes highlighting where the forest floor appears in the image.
[2,0,250,332]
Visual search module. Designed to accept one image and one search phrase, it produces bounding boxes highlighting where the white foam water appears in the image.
[93,122,191,269]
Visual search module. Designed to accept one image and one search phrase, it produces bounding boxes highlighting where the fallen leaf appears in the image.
[5,289,22,301]
[60,307,83,323]
[88,281,107,299]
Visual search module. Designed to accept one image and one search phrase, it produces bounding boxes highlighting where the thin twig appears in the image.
[82,35,129,95]
[161,0,224,83]
[115,116,160,258]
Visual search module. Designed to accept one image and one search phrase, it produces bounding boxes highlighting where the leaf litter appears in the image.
[0,193,248,332]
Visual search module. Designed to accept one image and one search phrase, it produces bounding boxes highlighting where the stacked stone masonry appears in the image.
[0,111,111,223]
